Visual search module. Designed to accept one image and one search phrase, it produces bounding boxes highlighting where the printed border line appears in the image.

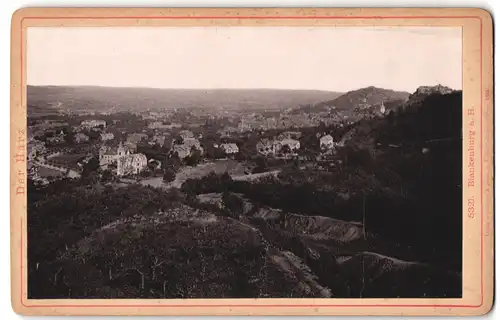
[18,15,484,309]
[19,15,482,20]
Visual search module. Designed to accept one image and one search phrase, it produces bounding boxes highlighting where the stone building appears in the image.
[117,153,148,176]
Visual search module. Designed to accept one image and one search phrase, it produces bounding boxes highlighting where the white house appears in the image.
[75,133,89,143]
[46,130,66,145]
[279,131,302,140]
[149,135,166,146]
[171,137,204,159]
[184,137,201,149]
[99,142,131,166]
[100,132,115,141]
[163,123,182,129]
[117,154,148,176]
[172,144,195,159]
[256,138,276,156]
[179,130,195,140]
[220,143,239,154]
[148,121,164,129]
[80,119,106,129]
[257,137,300,156]
[127,133,148,145]
[148,158,162,170]
[320,134,334,151]
[275,139,300,154]
[27,140,46,161]
[99,141,148,176]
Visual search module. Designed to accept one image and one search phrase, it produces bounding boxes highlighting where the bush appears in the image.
[81,157,100,177]
[163,168,176,183]
[185,150,202,167]
[222,192,244,218]
[101,169,114,182]
[181,172,234,195]
[338,145,374,169]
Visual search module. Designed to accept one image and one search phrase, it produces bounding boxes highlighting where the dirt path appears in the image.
[232,217,332,298]
[270,251,333,298]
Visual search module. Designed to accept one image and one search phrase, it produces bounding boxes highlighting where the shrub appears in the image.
[222,191,244,218]
[163,168,176,183]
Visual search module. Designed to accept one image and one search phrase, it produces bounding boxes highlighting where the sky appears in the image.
[27,26,462,93]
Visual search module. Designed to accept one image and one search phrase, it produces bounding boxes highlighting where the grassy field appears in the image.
[48,154,86,170]
[139,160,249,189]
[36,166,65,178]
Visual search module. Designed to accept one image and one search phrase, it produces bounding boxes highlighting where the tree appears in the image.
[185,148,202,167]
[214,147,226,159]
[174,137,184,145]
[205,144,216,159]
[220,172,233,185]
[101,169,113,182]
[64,132,75,145]
[165,153,182,171]
[148,160,160,171]
[163,168,176,183]
[82,157,100,177]
[281,144,292,155]
[253,156,268,174]
[87,130,101,142]
[337,145,374,169]
[140,170,152,178]
[234,152,246,161]
[203,139,225,160]
[222,191,244,218]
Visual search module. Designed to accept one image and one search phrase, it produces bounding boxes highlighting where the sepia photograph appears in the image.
[25,25,465,300]
[10,7,494,316]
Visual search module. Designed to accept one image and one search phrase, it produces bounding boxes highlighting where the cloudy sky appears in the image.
[27,26,462,92]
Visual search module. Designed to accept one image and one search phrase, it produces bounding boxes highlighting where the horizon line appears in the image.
[26,83,459,94]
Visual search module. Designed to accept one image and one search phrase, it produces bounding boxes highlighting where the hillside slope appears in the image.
[316,86,410,111]
[28,181,460,299]
[343,86,462,148]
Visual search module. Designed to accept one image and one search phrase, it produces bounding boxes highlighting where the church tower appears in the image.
[380,101,386,115]
[117,141,126,157]
[239,115,245,132]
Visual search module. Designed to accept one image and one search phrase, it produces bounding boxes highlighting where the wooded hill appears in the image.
[289,86,410,121]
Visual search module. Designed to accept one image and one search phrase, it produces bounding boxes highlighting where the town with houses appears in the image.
[27,96,390,186]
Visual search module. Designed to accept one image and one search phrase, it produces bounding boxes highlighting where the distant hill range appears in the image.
[27,85,343,116]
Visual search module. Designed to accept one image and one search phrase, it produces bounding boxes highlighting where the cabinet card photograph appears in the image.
[10,7,494,317]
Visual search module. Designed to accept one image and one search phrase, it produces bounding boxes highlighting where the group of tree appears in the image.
[81,157,100,177]
[204,143,227,160]
[181,171,233,195]
[27,181,188,298]
[184,147,203,167]
[137,144,169,163]
[160,152,180,183]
